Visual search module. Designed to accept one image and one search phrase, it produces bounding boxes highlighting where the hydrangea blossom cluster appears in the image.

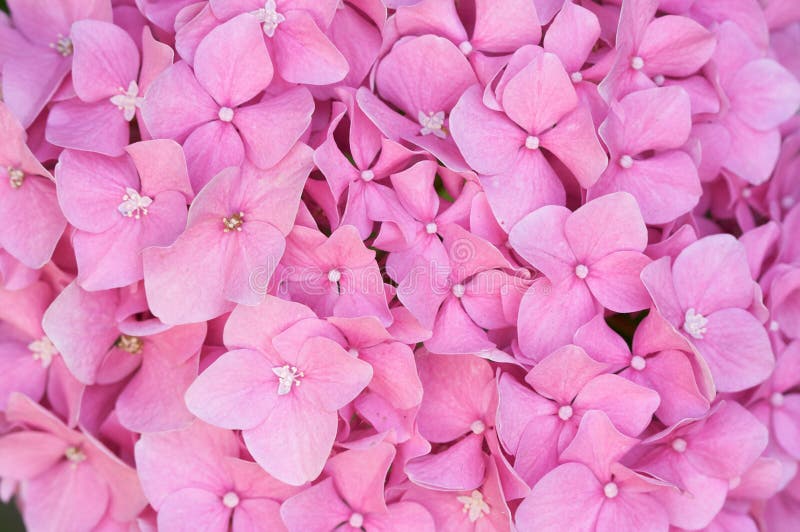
[0,0,799,530]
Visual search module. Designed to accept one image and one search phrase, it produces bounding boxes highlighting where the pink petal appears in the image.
[638,15,716,77]
[0,431,65,479]
[406,434,486,491]
[566,192,648,264]
[560,410,639,480]
[471,0,541,53]
[326,442,394,513]
[185,349,277,430]
[296,337,373,411]
[279,478,351,531]
[194,14,273,107]
[694,308,774,392]
[501,51,577,133]
[508,205,574,283]
[574,374,660,436]
[729,58,800,131]
[46,99,129,156]
[527,344,607,404]
[272,10,348,85]
[585,250,652,313]
[243,399,337,485]
[157,488,231,532]
[540,104,608,189]
[233,88,314,169]
[71,20,140,102]
[515,462,603,532]
[183,120,245,192]
[672,234,753,314]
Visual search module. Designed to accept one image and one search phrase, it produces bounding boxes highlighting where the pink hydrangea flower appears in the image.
[641,234,775,391]
[143,13,314,191]
[185,296,373,485]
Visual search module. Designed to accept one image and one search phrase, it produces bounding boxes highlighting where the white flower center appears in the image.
[524,135,540,150]
[683,308,708,339]
[571,71,583,83]
[653,74,665,86]
[118,187,153,219]
[328,269,342,283]
[771,392,784,407]
[109,81,143,122]
[631,56,644,70]
[64,446,86,466]
[769,320,780,332]
[671,438,687,452]
[251,0,286,37]
[741,187,752,198]
[51,35,73,57]
[470,420,486,434]
[222,491,240,508]
[630,355,646,371]
[360,169,375,182]
[8,167,24,189]
[729,476,741,489]
[218,106,235,122]
[558,405,573,421]
[272,365,304,395]
[574,264,589,279]
[28,337,58,368]
[349,512,364,528]
[782,196,795,209]
[458,41,473,55]
[456,490,490,522]
[603,482,619,498]
[418,110,446,138]
[619,155,634,169]
[425,222,438,234]
[452,283,466,298]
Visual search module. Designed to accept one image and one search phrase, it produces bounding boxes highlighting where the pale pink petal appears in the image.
[157,488,231,532]
[71,20,140,102]
[273,10,348,85]
[585,250,652,313]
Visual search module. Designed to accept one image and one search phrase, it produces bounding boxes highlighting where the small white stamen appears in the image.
[782,196,795,209]
[28,337,57,368]
[50,35,73,57]
[360,169,375,182]
[250,0,285,37]
[452,283,466,298]
[574,264,589,279]
[272,365,304,395]
[571,71,583,83]
[222,212,245,232]
[771,392,784,407]
[218,107,235,122]
[653,74,665,86]
[671,438,687,453]
[109,81,143,122]
[619,155,634,169]
[349,512,364,528]
[603,482,619,498]
[456,490,490,522]
[8,167,24,189]
[64,446,86,466]
[630,355,647,371]
[418,110,447,138]
[328,269,342,283]
[118,187,153,219]
[222,491,240,508]
[631,56,644,70]
[741,188,752,199]
[729,476,741,489]
[470,420,486,434]
[425,222,438,234]
[683,308,708,339]
[348,347,359,357]
[459,41,473,55]
[769,320,780,332]
[558,405,573,421]
[525,135,540,150]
